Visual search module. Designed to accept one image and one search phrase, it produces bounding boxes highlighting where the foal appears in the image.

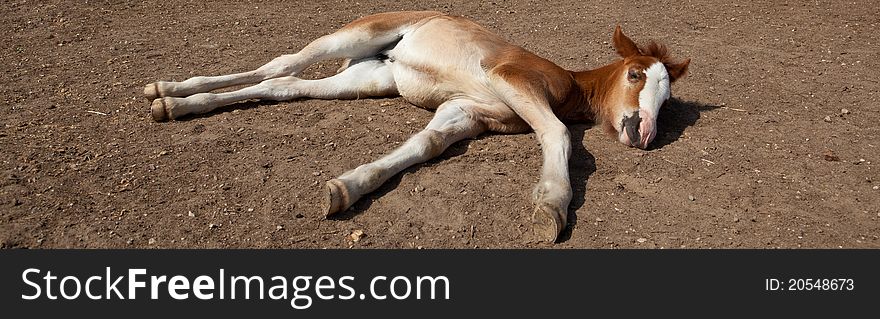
[144,11,690,243]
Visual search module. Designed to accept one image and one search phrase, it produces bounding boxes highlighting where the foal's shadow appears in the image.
[170,100,278,121]
[170,97,388,121]
[555,124,596,243]
[650,97,720,150]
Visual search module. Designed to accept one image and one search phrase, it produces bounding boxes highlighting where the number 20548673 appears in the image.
[765,278,854,291]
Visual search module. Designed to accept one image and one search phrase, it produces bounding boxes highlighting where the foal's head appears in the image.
[597,26,690,149]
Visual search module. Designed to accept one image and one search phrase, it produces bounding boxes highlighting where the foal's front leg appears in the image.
[490,79,572,243]
[529,122,572,243]
[324,100,486,215]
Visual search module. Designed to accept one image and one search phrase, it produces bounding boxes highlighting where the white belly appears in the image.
[386,18,499,109]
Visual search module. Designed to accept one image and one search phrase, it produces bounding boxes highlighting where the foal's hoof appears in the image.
[144,82,164,100]
[527,203,565,244]
[150,98,171,122]
[323,179,352,216]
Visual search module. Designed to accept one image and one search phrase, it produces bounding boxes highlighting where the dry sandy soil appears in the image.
[2,0,878,248]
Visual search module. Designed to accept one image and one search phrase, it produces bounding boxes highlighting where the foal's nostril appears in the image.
[622,111,641,147]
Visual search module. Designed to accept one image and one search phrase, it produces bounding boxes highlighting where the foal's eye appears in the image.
[627,69,642,82]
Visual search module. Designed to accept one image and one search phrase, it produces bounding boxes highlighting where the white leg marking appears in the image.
[145,29,402,100]
[152,59,396,120]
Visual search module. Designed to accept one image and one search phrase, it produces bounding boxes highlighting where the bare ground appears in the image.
[1,0,878,248]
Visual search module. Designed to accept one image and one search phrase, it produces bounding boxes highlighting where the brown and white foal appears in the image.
[144,11,690,243]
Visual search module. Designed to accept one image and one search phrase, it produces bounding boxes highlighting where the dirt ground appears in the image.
[2,0,878,249]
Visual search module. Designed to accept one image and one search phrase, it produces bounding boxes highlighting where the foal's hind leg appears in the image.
[324,100,487,215]
[151,59,396,120]
[144,11,441,101]
[144,32,397,102]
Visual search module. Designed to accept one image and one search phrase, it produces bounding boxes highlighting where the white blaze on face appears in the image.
[635,62,670,147]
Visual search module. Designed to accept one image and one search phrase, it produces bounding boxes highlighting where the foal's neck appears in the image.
[566,60,624,122]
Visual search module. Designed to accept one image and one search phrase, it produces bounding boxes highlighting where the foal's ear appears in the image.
[665,58,691,83]
[613,25,641,58]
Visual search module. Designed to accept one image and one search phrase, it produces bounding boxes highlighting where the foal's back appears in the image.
[386,14,570,110]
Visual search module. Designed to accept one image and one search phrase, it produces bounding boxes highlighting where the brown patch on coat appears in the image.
[484,46,575,108]
[341,11,444,36]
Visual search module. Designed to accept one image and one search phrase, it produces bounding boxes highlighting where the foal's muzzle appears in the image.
[621,110,656,149]
[622,111,641,147]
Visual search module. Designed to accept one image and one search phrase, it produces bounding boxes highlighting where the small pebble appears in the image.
[148,238,156,245]
[209,223,219,229]
[187,211,195,217]
[841,108,850,114]
[349,230,365,242]
[688,195,695,201]
[823,150,840,162]
[823,116,832,122]
[636,238,647,243]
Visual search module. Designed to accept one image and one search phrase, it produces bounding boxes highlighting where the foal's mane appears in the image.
[641,41,673,65]
[639,40,690,82]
